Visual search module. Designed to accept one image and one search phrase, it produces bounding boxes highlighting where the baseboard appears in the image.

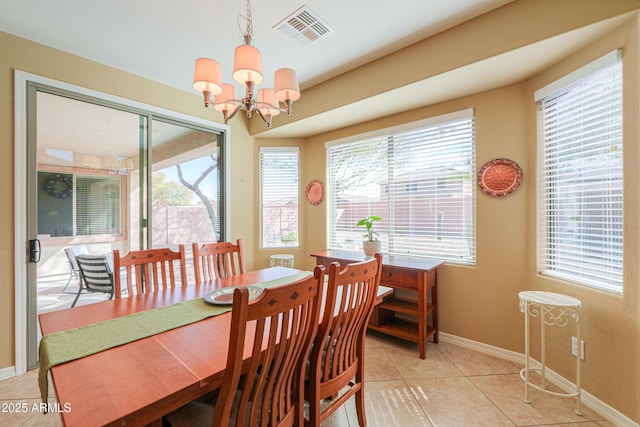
[438,332,639,427]
[0,366,16,381]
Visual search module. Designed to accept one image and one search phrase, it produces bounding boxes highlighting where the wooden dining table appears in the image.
[38,266,306,427]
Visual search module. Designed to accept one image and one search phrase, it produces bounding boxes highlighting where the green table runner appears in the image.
[39,271,312,404]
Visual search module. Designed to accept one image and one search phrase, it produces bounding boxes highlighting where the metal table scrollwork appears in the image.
[518,291,582,415]
[269,254,294,268]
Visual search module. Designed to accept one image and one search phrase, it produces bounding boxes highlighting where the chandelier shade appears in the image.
[274,68,300,102]
[214,84,238,112]
[192,58,223,95]
[232,44,264,86]
[257,88,281,117]
[192,0,300,128]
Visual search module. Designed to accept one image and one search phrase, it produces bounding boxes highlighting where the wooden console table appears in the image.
[311,250,443,359]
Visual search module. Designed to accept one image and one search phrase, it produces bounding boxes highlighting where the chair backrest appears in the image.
[307,253,382,425]
[64,247,80,276]
[192,239,246,283]
[113,245,187,298]
[75,254,114,294]
[212,266,325,427]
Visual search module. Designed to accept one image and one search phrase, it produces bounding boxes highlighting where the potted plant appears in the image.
[356,215,382,256]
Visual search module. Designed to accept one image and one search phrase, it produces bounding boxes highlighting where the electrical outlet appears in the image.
[571,336,585,360]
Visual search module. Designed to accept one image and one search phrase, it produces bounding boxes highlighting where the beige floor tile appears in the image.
[364,346,402,381]
[407,376,516,426]
[469,373,596,425]
[348,380,434,427]
[437,341,521,376]
[386,344,464,380]
[0,398,63,427]
[0,369,49,401]
[364,330,388,348]
[533,423,606,427]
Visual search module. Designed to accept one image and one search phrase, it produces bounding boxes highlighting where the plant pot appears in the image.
[362,240,382,257]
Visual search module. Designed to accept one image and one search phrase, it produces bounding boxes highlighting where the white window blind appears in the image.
[537,50,623,294]
[260,147,300,248]
[326,109,475,264]
[76,175,121,235]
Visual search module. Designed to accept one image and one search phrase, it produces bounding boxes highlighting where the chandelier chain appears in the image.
[237,0,253,40]
[246,0,253,37]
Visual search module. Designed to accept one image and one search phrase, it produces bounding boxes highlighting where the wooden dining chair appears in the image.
[113,246,187,298]
[192,239,246,283]
[72,254,115,307]
[306,253,382,427]
[165,266,325,427]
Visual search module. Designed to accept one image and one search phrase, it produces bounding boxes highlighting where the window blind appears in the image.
[76,175,121,235]
[326,110,475,264]
[538,50,623,293]
[260,147,300,248]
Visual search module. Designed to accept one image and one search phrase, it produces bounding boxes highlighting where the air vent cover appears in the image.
[274,5,334,46]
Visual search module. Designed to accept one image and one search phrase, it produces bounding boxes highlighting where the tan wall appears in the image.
[2,0,640,423]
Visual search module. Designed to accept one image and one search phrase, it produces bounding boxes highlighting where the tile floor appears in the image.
[0,330,613,427]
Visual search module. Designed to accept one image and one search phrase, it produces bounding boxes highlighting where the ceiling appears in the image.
[0,0,632,138]
[0,0,513,92]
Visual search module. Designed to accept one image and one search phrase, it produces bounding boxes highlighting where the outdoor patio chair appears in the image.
[72,254,115,307]
[62,247,80,294]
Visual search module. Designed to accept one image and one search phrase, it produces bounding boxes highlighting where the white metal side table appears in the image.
[269,254,295,268]
[518,291,582,415]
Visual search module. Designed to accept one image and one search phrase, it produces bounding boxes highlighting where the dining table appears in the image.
[38,266,309,427]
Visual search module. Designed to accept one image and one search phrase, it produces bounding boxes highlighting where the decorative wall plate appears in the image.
[477,158,523,197]
[306,179,324,205]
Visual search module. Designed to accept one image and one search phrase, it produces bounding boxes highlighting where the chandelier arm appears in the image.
[255,108,272,128]
[222,104,243,124]
[214,98,244,106]
[254,101,284,111]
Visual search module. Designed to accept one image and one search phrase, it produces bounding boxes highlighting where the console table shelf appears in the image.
[311,250,443,359]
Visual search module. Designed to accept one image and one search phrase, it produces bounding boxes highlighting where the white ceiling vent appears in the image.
[274,5,334,47]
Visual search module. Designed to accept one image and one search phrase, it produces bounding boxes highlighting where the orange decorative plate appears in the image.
[477,159,523,197]
[306,179,324,205]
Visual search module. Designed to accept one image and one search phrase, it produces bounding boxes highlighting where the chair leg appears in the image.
[61,270,77,294]
[306,388,321,427]
[355,386,367,427]
[71,284,83,307]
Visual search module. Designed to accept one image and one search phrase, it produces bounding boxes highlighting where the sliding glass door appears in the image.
[25,86,224,368]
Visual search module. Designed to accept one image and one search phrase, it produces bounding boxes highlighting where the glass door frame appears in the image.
[13,70,230,373]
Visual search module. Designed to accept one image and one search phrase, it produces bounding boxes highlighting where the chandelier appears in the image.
[192,0,300,128]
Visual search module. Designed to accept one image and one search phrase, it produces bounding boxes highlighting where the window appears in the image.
[260,147,300,248]
[76,176,121,235]
[536,50,623,294]
[38,172,121,237]
[326,109,475,264]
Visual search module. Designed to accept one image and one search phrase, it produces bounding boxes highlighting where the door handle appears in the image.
[29,239,41,263]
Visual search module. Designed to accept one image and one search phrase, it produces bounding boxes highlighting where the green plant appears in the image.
[356,215,382,241]
[281,231,298,243]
